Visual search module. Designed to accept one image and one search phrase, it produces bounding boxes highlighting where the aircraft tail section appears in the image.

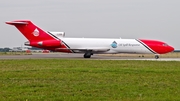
[6,20,57,41]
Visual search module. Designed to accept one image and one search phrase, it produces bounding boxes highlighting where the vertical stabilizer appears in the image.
[6,20,57,41]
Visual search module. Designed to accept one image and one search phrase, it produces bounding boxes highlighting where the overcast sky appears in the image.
[0,0,180,49]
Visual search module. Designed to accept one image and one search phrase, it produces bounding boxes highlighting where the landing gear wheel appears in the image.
[155,55,159,59]
[84,52,91,58]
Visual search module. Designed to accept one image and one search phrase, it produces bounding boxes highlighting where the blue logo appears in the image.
[111,41,117,48]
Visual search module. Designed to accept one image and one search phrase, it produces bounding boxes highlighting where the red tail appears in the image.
[6,20,57,41]
[6,20,72,53]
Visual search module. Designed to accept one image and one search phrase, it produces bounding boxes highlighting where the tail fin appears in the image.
[6,20,57,41]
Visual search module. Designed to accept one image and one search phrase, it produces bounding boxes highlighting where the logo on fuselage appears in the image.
[32,28,39,37]
[111,41,117,48]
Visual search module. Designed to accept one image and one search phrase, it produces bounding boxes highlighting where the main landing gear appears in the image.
[84,50,93,58]
[155,55,159,59]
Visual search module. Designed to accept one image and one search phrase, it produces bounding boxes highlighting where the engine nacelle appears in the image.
[25,40,62,48]
[48,32,65,37]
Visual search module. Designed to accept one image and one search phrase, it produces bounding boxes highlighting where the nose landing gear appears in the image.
[155,55,159,59]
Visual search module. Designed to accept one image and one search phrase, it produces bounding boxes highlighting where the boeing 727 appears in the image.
[6,20,174,59]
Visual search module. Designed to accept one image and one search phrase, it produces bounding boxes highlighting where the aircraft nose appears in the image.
[168,46,174,52]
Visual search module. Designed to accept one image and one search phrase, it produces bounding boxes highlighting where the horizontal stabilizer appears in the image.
[6,21,28,25]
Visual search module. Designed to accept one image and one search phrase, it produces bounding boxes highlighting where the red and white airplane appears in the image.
[6,20,174,59]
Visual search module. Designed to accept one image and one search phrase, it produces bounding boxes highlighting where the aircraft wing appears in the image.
[55,47,110,53]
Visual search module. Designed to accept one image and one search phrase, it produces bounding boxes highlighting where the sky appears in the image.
[0,0,180,49]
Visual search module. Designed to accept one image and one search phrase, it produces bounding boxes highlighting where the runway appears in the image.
[0,53,180,61]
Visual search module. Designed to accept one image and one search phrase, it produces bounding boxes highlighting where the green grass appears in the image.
[0,59,180,101]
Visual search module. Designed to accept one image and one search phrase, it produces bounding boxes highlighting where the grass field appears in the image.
[0,59,180,101]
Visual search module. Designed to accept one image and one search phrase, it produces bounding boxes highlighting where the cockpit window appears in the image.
[163,43,168,46]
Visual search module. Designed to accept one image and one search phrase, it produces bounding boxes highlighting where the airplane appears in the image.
[6,20,174,59]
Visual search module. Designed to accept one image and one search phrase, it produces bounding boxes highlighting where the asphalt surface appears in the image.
[0,53,180,61]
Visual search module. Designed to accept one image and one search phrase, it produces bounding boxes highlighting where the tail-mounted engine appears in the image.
[25,40,62,48]
[48,32,65,37]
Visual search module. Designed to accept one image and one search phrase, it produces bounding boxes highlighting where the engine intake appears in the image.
[48,32,65,37]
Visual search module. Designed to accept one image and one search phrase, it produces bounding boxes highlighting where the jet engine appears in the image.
[25,40,62,48]
[48,32,65,37]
